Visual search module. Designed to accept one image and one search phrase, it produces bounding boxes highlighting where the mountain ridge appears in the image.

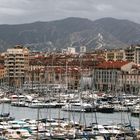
[0,17,140,51]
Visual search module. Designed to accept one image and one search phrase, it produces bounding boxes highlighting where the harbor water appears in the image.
[1,103,139,129]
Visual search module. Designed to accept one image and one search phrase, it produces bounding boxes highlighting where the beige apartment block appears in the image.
[105,49,125,61]
[0,65,6,84]
[5,45,29,88]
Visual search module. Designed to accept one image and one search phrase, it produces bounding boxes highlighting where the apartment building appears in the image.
[118,64,140,94]
[0,65,6,85]
[125,45,140,64]
[94,60,140,94]
[93,61,133,92]
[105,49,125,61]
[5,45,29,88]
[67,47,76,54]
[80,46,86,53]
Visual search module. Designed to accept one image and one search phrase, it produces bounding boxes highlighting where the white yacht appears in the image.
[62,102,93,112]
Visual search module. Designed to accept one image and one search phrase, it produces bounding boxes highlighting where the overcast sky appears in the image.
[0,0,140,24]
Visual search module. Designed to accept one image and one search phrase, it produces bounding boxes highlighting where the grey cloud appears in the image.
[0,0,140,24]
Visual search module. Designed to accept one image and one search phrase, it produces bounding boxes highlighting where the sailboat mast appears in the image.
[92,69,98,124]
[139,92,140,130]
[36,108,40,140]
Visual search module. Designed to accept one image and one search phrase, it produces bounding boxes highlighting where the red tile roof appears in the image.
[96,61,129,69]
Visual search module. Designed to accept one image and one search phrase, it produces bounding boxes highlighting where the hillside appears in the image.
[0,17,140,51]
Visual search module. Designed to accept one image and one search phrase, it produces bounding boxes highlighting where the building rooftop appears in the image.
[96,61,129,69]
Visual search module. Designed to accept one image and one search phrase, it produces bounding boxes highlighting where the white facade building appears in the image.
[80,46,86,53]
[67,47,76,54]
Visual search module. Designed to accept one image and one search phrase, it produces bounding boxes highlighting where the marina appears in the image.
[0,88,139,139]
[0,103,139,139]
[0,103,139,128]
